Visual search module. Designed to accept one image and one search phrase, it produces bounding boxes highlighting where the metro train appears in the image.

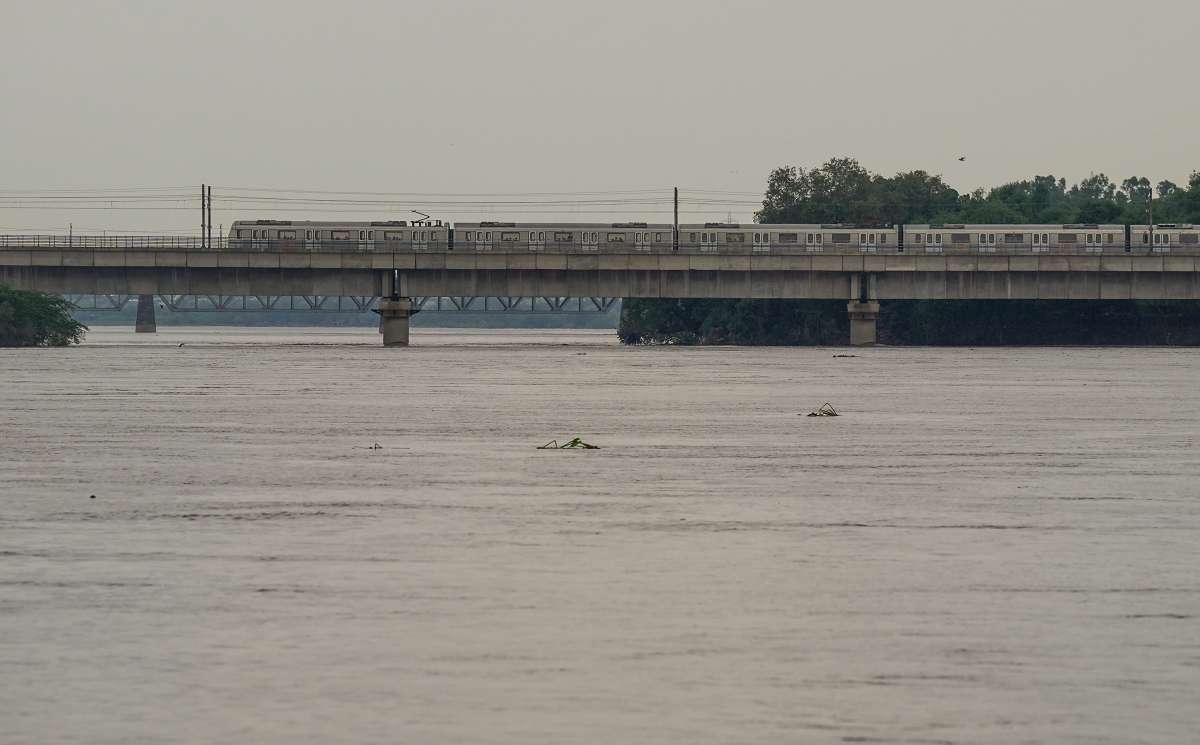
[228,219,1200,255]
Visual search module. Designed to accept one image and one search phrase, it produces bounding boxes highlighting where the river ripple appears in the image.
[2,328,1199,744]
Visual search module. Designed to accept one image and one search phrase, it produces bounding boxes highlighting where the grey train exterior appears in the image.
[228,219,1200,255]
[453,222,673,251]
[228,220,449,251]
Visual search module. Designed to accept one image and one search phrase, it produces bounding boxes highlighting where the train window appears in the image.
[980,233,987,244]
[486,232,492,241]
[816,234,823,244]
[868,234,875,245]
[306,230,312,240]
[1142,232,1149,244]
[859,233,866,244]
[1106,233,1114,243]
[689,232,697,242]
[1033,234,1040,245]
[726,233,744,243]
[466,232,473,241]
[553,231,571,242]
[779,233,797,243]
[655,233,663,242]
[754,233,760,242]
[806,233,814,244]
[879,234,886,244]
[935,234,942,244]
[607,232,626,242]
[700,233,708,243]
[1042,234,1048,244]
[539,232,545,241]
[989,234,996,245]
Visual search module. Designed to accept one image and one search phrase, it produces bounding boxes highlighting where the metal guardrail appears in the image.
[3,234,1196,256]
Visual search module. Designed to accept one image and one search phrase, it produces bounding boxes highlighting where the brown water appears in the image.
[3,328,1199,744]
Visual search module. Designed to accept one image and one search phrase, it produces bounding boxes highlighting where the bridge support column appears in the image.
[847,301,879,346]
[378,297,412,347]
[135,294,156,333]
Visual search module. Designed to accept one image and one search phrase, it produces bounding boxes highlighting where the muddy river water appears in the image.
[2,328,1198,744]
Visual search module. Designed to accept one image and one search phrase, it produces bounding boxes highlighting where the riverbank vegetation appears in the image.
[619,159,1200,345]
[0,286,87,347]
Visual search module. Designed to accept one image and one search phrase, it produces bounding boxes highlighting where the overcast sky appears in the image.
[2,0,1197,232]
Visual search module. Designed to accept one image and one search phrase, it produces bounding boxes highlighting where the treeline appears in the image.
[756,157,1200,226]
[619,159,1200,346]
[0,285,87,347]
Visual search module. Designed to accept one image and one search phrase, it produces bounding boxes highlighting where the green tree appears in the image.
[0,286,88,347]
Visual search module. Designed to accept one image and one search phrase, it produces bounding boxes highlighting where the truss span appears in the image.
[63,295,619,314]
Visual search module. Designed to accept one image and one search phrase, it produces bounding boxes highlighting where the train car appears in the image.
[453,222,673,251]
[228,220,448,251]
[1130,224,1200,254]
[680,223,899,253]
[903,224,1126,254]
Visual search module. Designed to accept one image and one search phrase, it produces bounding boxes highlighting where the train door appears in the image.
[475,230,492,251]
[305,229,318,250]
[582,231,598,251]
[634,231,650,251]
[529,230,545,251]
[753,232,768,252]
[252,229,268,251]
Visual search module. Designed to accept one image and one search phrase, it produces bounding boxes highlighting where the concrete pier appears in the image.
[378,297,412,346]
[847,300,879,346]
[135,294,156,333]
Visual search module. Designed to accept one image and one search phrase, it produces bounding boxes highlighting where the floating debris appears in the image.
[806,403,840,417]
[538,437,600,450]
[833,354,857,358]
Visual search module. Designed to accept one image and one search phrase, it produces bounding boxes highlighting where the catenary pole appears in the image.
[201,184,206,247]
[673,187,679,250]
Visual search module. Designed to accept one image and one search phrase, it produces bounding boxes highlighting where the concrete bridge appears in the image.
[3,236,1199,345]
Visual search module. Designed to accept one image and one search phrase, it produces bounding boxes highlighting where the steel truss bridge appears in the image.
[64,294,619,314]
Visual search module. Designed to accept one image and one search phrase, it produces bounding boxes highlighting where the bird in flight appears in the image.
[958,156,967,162]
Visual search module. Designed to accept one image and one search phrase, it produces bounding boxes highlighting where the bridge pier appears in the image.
[847,301,879,346]
[378,297,412,346]
[134,294,156,333]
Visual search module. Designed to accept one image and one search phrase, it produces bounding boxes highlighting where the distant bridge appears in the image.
[65,294,618,314]
[4,233,1199,346]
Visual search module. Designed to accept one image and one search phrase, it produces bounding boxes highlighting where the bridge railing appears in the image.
[2,234,1198,256]
[0,235,214,249]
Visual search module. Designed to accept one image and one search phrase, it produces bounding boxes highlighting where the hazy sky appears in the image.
[2,0,1197,232]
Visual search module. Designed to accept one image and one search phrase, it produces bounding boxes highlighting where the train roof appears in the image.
[229,219,445,228]
[906,223,1125,230]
